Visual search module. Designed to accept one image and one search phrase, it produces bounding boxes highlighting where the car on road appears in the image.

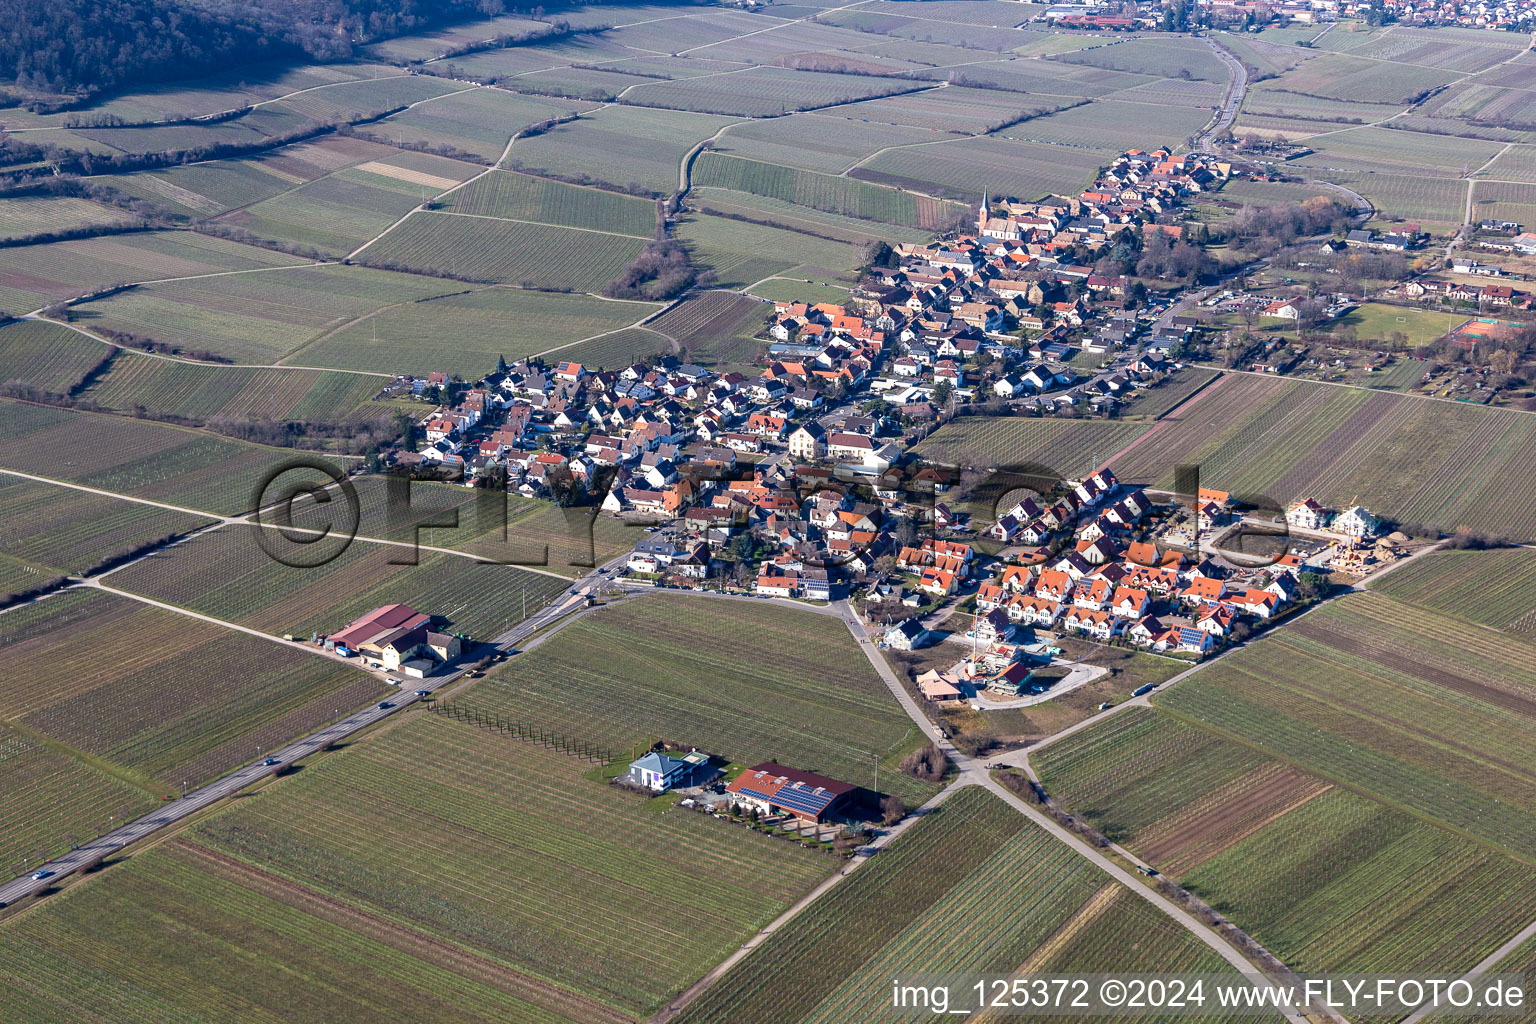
[377,701,394,710]
[31,870,52,880]
[262,757,280,766]
[1098,702,1113,710]
[414,688,431,697]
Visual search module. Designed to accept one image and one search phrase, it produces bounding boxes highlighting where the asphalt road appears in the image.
[0,690,420,907]
[0,552,630,909]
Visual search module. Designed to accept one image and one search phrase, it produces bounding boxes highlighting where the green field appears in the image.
[0,712,831,1022]
[468,593,938,804]
[107,522,571,640]
[1331,302,1463,344]
[0,319,109,393]
[711,116,942,175]
[1035,699,1536,975]
[1371,546,1536,638]
[0,474,213,581]
[0,231,311,316]
[678,786,1234,1024]
[855,135,1108,204]
[81,351,383,422]
[1154,593,1536,855]
[910,416,1148,477]
[294,285,659,376]
[0,589,385,789]
[0,399,347,516]
[68,263,464,364]
[675,211,862,288]
[0,196,139,243]
[443,169,658,236]
[358,211,646,291]
[370,87,600,161]
[0,718,158,873]
[505,105,741,196]
[692,152,962,229]
[623,67,913,117]
[1108,373,1536,541]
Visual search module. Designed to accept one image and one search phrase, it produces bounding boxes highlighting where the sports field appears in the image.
[468,593,938,804]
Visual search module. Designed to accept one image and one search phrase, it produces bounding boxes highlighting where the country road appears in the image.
[0,543,628,909]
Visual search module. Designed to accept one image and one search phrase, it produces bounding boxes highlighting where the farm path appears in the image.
[0,537,630,910]
[530,322,677,359]
[0,68,423,134]
[27,311,397,377]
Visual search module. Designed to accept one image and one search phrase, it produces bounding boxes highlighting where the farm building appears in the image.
[726,762,857,824]
[327,603,459,676]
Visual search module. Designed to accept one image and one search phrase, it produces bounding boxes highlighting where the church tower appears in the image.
[978,189,989,236]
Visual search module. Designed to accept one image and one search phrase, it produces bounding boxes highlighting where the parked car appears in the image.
[385,677,403,686]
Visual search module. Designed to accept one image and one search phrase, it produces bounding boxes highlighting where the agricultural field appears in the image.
[642,289,770,371]
[96,135,408,220]
[1469,180,1536,230]
[1000,100,1214,152]
[504,106,741,196]
[361,12,549,61]
[369,87,602,162]
[296,286,658,376]
[0,474,214,580]
[67,264,465,364]
[1240,85,1407,124]
[910,416,1149,477]
[1035,704,1536,975]
[357,211,646,291]
[827,87,1080,135]
[0,714,830,1023]
[108,523,571,639]
[710,115,946,175]
[1335,172,1470,228]
[0,196,139,243]
[0,589,384,789]
[468,593,938,804]
[1338,25,1530,73]
[1475,144,1536,183]
[1155,592,1536,854]
[1261,52,1459,104]
[854,135,1108,204]
[1106,373,1536,541]
[678,786,1234,1024]
[443,170,658,236]
[0,399,346,516]
[81,353,382,422]
[217,152,482,255]
[537,327,673,371]
[623,67,914,117]
[674,212,862,288]
[1052,37,1229,81]
[1294,126,1502,177]
[0,231,310,317]
[1117,368,1222,421]
[1372,546,1536,638]
[691,153,964,230]
[690,189,933,247]
[0,720,157,874]
[0,319,110,394]
[0,62,396,129]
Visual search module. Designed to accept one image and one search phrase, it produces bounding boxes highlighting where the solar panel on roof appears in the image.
[772,785,835,816]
